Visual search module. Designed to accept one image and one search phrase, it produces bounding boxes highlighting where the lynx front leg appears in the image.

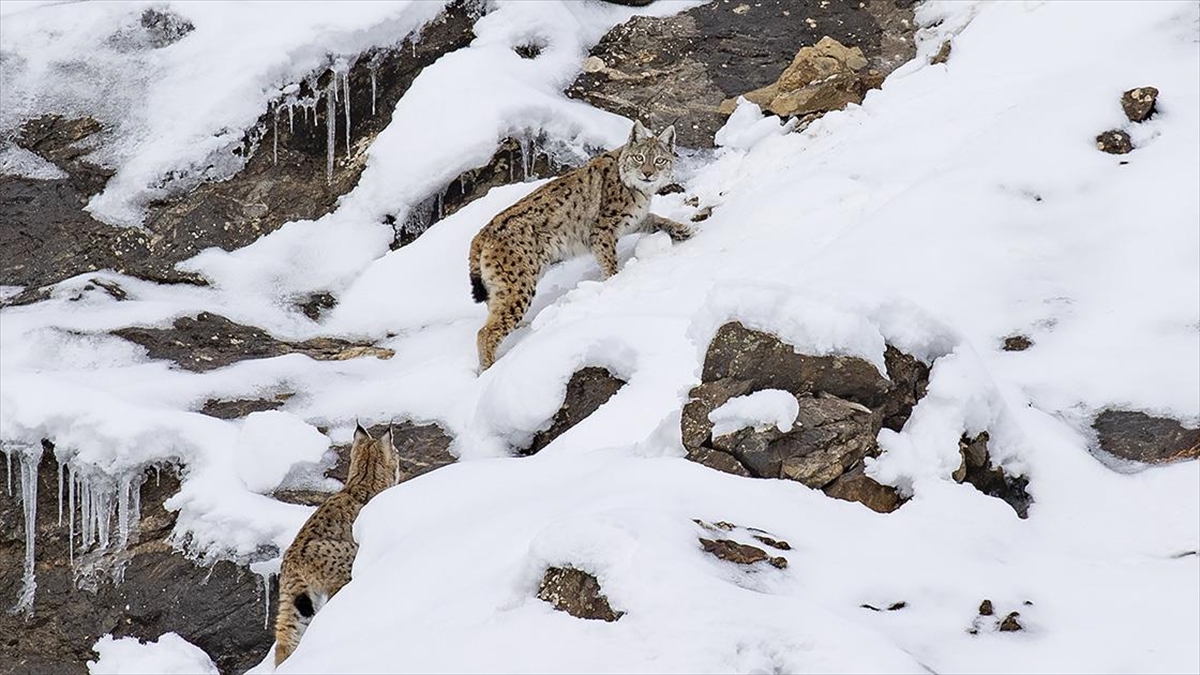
[644,213,695,242]
[590,226,620,278]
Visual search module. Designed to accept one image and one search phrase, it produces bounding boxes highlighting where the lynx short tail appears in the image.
[470,273,488,303]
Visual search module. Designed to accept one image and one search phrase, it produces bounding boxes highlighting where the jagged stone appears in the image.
[776,396,880,487]
[684,446,752,477]
[1092,410,1199,464]
[567,0,915,148]
[718,37,871,118]
[955,432,1033,518]
[930,40,952,65]
[1121,86,1158,123]
[1002,335,1033,352]
[112,312,393,372]
[524,368,626,455]
[998,611,1023,632]
[537,567,623,622]
[1095,129,1133,154]
[198,396,288,420]
[823,463,902,513]
[880,345,930,431]
[681,378,756,451]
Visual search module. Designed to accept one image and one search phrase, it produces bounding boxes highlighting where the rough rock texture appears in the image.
[699,538,787,569]
[1,3,476,294]
[683,322,924,513]
[0,455,271,675]
[717,37,873,118]
[930,39,952,65]
[1092,410,1200,464]
[522,367,626,455]
[536,567,623,622]
[1002,334,1033,352]
[1095,129,1133,154]
[567,0,916,148]
[1121,86,1158,123]
[112,312,394,372]
[198,396,290,420]
[955,432,1032,518]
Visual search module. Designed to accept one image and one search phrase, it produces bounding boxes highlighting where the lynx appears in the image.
[273,424,399,666]
[468,120,694,370]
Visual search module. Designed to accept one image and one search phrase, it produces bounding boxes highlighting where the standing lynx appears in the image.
[468,120,693,369]
[273,424,398,666]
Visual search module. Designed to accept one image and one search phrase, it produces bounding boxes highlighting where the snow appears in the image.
[87,632,218,675]
[708,389,799,437]
[2,0,1199,673]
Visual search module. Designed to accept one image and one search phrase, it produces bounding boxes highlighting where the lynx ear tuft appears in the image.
[353,422,372,443]
[658,124,676,150]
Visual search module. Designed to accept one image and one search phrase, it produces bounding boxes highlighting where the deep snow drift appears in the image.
[2,0,1198,673]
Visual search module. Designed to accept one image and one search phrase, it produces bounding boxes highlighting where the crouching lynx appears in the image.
[273,424,398,666]
[468,120,694,369]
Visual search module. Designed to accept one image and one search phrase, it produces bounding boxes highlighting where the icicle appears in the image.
[117,475,131,550]
[80,470,91,550]
[57,459,63,526]
[343,72,351,155]
[68,464,75,566]
[436,191,444,221]
[272,104,279,165]
[370,67,377,116]
[13,443,44,614]
[154,464,160,487]
[326,75,337,185]
[289,102,295,133]
[520,135,532,181]
[6,449,11,496]
[250,559,280,630]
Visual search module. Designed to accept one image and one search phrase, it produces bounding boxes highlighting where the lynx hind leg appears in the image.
[476,278,535,371]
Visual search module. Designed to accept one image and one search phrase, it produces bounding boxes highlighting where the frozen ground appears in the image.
[2,0,1198,673]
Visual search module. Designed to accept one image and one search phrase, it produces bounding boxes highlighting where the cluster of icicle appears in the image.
[269,51,391,186]
[2,441,152,614]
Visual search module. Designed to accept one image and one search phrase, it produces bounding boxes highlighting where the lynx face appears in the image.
[618,120,676,194]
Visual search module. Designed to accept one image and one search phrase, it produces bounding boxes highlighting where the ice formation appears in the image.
[6,442,44,614]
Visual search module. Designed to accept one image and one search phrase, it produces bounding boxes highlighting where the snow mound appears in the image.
[709,390,799,437]
[87,632,218,675]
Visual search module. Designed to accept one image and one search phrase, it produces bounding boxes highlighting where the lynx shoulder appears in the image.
[468,120,693,369]
[273,424,399,666]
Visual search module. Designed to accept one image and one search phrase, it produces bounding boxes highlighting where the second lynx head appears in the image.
[619,120,676,193]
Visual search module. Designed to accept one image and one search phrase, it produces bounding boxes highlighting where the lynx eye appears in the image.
[632,153,644,163]
[654,157,667,166]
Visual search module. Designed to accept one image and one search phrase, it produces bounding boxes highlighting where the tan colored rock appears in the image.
[823,465,902,513]
[719,36,870,117]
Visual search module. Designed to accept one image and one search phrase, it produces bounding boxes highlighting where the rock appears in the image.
[998,611,1023,632]
[751,534,791,551]
[1121,86,1158,123]
[718,37,870,118]
[567,0,915,148]
[198,396,288,420]
[1095,129,1133,154]
[713,424,789,478]
[699,538,786,568]
[523,367,626,455]
[681,378,755,450]
[702,323,893,407]
[880,345,930,431]
[684,446,752,477]
[822,463,902,513]
[956,432,1033,518]
[776,396,880,487]
[296,291,338,321]
[979,599,994,616]
[14,116,113,197]
[1092,410,1200,464]
[691,205,713,222]
[112,312,393,372]
[326,421,455,486]
[536,567,623,622]
[0,454,271,675]
[3,3,476,293]
[930,39,952,65]
[1002,335,1033,352]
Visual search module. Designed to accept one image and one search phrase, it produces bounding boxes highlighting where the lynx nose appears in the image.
[641,167,654,179]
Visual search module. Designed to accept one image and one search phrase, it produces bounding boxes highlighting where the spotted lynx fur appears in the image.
[468,120,693,369]
[273,424,399,666]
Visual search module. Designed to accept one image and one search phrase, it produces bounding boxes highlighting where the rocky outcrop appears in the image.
[717,37,875,120]
[2,3,477,295]
[112,312,394,372]
[683,322,927,513]
[1092,410,1200,465]
[536,567,623,622]
[522,367,626,455]
[567,0,916,148]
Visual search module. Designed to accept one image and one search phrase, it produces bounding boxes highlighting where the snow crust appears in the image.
[1,0,1198,673]
[87,632,218,675]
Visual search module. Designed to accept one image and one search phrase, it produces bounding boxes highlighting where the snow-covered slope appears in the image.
[2,0,1198,673]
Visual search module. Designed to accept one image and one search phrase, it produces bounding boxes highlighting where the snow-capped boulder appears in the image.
[524,367,627,456]
[536,566,623,622]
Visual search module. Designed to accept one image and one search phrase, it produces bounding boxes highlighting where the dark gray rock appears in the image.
[111,311,394,372]
[955,432,1032,518]
[880,345,930,432]
[537,567,623,622]
[198,396,289,420]
[1095,129,1133,154]
[681,377,755,451]
[523,367,626,455]
[567,0,916,148]
[1121,86,1158,123]
[1092,410,1199,464]
[684,446,752,477]
[137,7,195,49]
